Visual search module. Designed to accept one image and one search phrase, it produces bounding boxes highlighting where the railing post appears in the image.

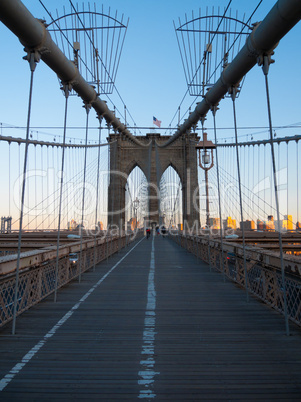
[54,83,70,302]
[261,54,289,336]
[230,86,249,302]
[208,236,212,271]
[211,105,225,281]
[79,102,91,283]
[106,231,109,262]
[12,51,39,335]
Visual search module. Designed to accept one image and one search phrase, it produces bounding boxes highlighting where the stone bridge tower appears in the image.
[108,133,200,231]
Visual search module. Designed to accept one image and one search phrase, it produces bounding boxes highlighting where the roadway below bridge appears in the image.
[0,231,104,255]
[0,234,301,400]
[225,230,301,256]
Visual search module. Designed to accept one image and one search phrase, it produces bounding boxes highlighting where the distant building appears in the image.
[266,221,275,231]
[97,221,104,230]
[224,216,236,230]
[209,217,220,229]
[240,220,255,231]
[127,217,138,230]
[266,215,275,231]
[275,215,293,231]
[67,219,78,231]
[274,220,282,231]
[1,216,12,233]
[257,220,264,231]
[296,221,301,231]
[283,215,293,231]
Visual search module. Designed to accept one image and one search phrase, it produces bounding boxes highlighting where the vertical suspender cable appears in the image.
[253,145,255,215]
[118,143,122,251]
[65,145,68,229]
[35,144,37,230]
[200,117,211,270]
[230,146,235,224]
[169,168,172,225]
[242,146,244,197]
[106,133,110,260]
[297,142,299,229]
[248,144,250,215]
[212,106,225,281]
[230,87,249,302]
[40,145,44,230]
[18,144,21,213]
[109,133,115,237]
[79,104,91,283]
[54,85,70,302]
[47,147,50,229]
[93,116,102,271]
[263,144,267,220]
[270,143,273,214]
[278,142,280,179]
[258,145,261,223]
[27,144,30,229]
[52,146,56,228]
[12,53,37,335]
[287,142,289,225]
[262,55,289,335]
[8,142,11,217]
[258,145,261,220]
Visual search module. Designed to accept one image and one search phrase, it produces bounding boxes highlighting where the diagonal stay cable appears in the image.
[169,0,232,131]
[68,1,140,134]
[171,0,263,132]
[39,0,96,83]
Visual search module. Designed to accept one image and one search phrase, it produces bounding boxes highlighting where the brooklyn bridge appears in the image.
[0,0,301,399]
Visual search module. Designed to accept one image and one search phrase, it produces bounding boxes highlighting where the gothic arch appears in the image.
[159,165,183,226]
[125,165,149,228]
[124,159,148,179]
[160,161,183,187]
[108,133,200,229]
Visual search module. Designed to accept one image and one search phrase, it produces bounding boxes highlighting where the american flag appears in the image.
[153,116,161,128]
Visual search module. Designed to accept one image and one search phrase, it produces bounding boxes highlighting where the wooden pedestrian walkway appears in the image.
[0,234,301,400]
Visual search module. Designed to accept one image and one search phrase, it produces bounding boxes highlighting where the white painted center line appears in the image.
[0,237,145,392]
[138,235,159,399]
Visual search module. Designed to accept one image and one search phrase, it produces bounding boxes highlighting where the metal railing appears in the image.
[0,232,140,328]
[172,234,301,327]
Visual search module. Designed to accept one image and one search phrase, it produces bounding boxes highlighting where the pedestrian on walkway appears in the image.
[146,227,151,239]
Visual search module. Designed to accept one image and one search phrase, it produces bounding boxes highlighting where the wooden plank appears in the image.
[0,236,300,400]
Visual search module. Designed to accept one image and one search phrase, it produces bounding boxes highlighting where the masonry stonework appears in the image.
[108,133,200,231]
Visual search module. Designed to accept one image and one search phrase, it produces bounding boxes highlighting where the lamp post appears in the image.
[196,133,216,229]
[133,197,139,231]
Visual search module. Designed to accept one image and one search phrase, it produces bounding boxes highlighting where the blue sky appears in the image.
[0,0,300,142]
